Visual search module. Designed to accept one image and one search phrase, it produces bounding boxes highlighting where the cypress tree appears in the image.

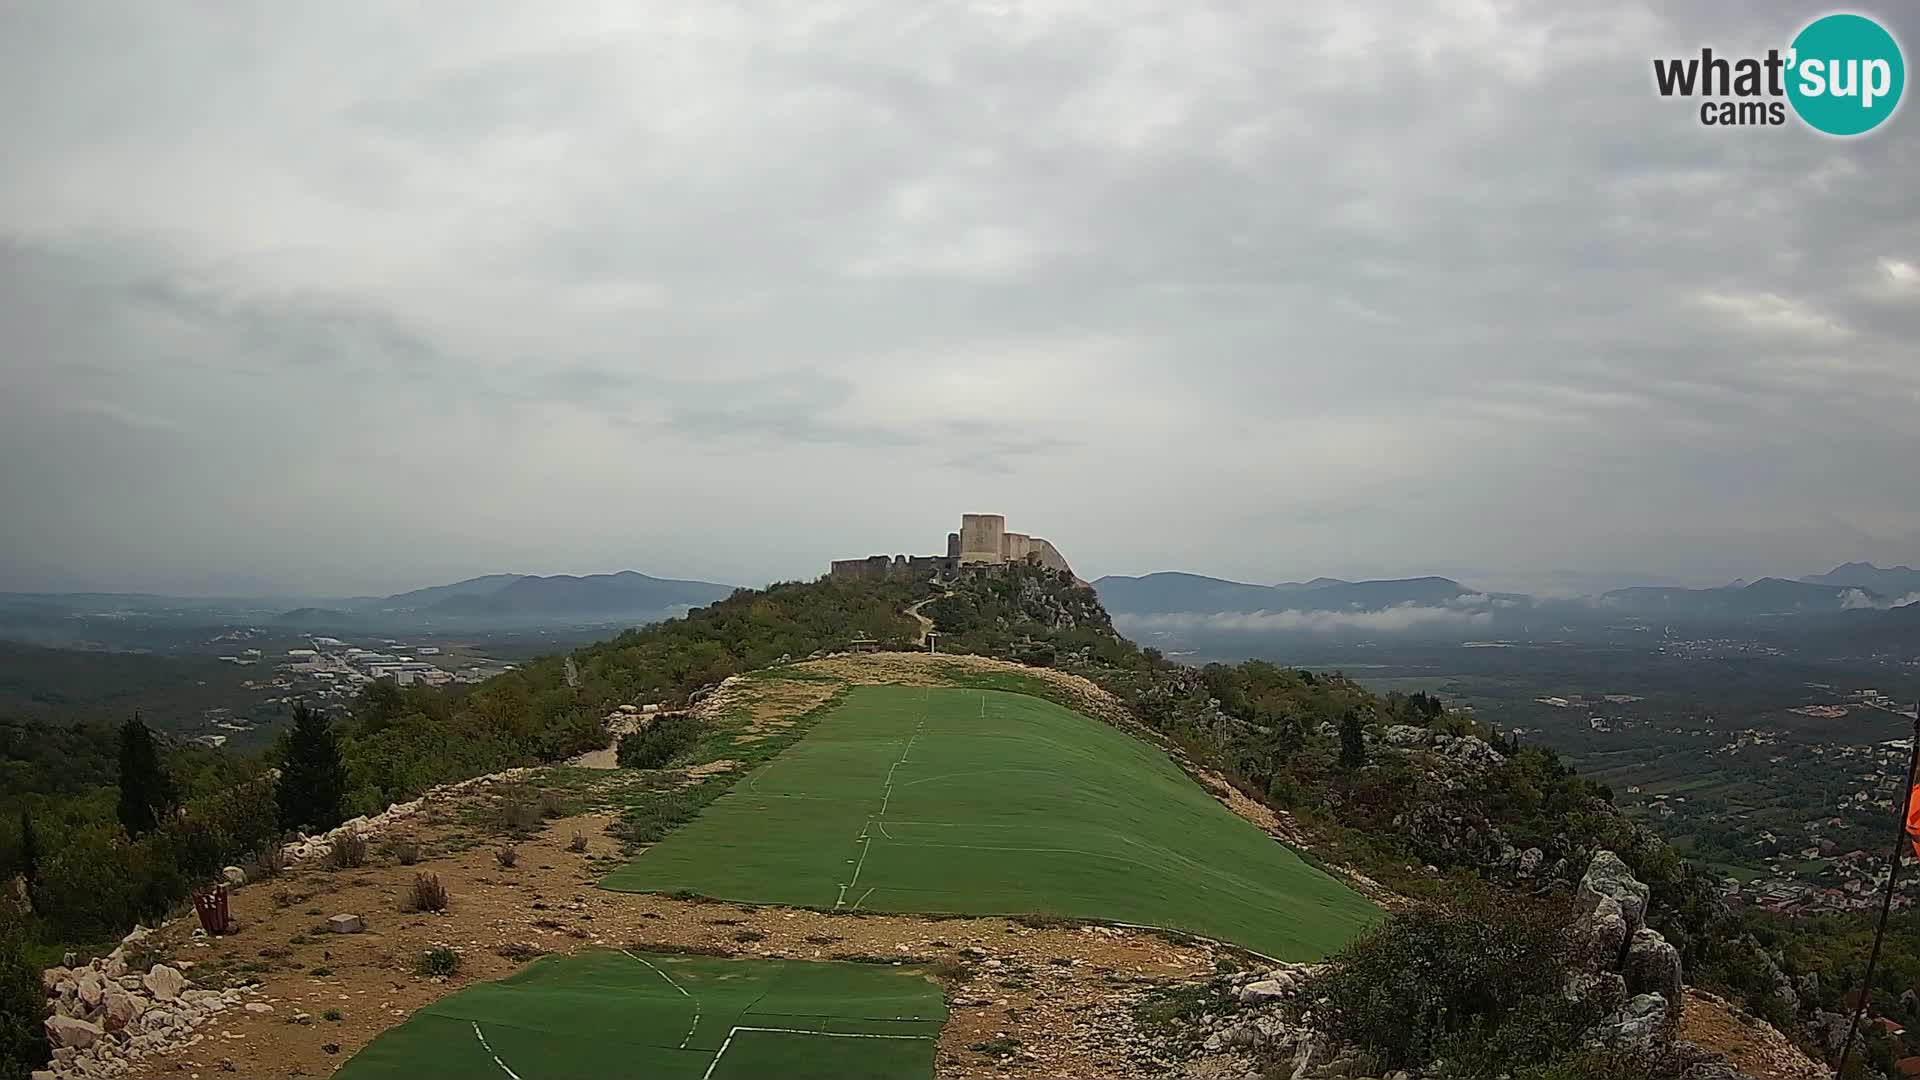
[116,713,175,837]
[1339,710,1367,770]
[277,700,348,834]
[16,812,36,897]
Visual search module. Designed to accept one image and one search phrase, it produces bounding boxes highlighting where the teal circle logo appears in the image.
[1787,13,1905,135]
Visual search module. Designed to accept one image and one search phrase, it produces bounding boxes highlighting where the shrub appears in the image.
[255,838,287,880]
[405,873,449,913]
[617,715,703,770]
[495,846,518,869]
[496,942,547,961]
[1305,894,1620,1077]
[567,831,589,853]
[326,833,367,871]
[0,897,49,1077]
[417,945,461,977]
[390,841,420,866]
[322,1009,343,1022]
[496,791,541,833]
[537,790,572,819]
[29,825,141,941]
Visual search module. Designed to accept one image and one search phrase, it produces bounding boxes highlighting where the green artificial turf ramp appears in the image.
[603,685,1378,959]
[334,949,946,1080]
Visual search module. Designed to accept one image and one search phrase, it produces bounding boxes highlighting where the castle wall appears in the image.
[1023,537,1072,574]
[829,554,954,582]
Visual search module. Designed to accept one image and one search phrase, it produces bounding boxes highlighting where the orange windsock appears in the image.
[1908,783,1920,861]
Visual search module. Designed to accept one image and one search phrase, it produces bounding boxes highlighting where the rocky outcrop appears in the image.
[1623,927,1683,1004]
[1577,850,1650,935]
[1577,850,1684,1031]
[1594,993,1671,1050]
[37,922,266,1080]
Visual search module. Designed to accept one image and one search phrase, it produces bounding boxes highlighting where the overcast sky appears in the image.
[2,2,1916,597]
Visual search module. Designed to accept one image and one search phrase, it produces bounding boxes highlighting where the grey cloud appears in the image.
[0,1,1916,594]
[1117,605,1496,636]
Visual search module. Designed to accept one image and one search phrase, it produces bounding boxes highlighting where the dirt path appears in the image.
[565,710,645,769]
[1680,989,1825,1080]
[905,594,942,646]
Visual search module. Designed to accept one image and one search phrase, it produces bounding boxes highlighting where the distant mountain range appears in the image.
[1801,562,1920,594]
[404,571,735,618]
[271,571,738,627]
[1090,563,1920,648]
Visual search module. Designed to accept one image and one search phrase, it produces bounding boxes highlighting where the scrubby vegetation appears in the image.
[1308,894,1621,1077]
[0,896,48,1077]
[616,714,701,770]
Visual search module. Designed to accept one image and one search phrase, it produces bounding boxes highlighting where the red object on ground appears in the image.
[193,884,231,935]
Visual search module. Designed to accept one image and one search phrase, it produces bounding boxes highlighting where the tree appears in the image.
[116,713,175,837]
[1339,710,1367,770]
[17,811,37,899]
[277,700,348,835]
[0,895,49,1077]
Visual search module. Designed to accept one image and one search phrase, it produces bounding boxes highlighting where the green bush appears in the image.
[1305,894,1621,1077]
[30,825,142,941]
[617,715,703,770]
[0,896,49,1077]
[417,945,461,977]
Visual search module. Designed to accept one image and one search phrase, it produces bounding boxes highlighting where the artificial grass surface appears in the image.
[602,685,1378,960]
[334,949,946,1080]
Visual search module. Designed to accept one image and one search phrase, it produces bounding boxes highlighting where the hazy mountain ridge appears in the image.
[422,570,735,617]
[1801,561,1920,594]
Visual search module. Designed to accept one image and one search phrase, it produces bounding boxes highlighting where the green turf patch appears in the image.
[602,686,1379,960]
[333,949,946,1080]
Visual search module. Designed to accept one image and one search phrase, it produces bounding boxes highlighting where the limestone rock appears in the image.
[1594,993,1669,1050]
[1622,928,1683,1010]
[1577,851,1649,936]
[222,865,247,886]
[327,913,366,934]
[1239,979,1292,1005]
[102,990,146,1031]
[143,964,186,1001]
[1588,896,1630,966]
[1382,725,1430,749]
[76,970,106,1008]
[46,1015,104,1050]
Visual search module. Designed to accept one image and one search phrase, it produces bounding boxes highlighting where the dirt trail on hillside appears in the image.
[1680,989,1825,1080]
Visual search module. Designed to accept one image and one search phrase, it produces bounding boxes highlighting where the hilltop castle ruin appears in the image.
[828,513,1073,582]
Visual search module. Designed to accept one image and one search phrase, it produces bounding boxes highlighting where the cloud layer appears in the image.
[1,2,1916,594]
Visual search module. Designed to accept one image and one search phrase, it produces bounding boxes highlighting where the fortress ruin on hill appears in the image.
[828,513,1074,582]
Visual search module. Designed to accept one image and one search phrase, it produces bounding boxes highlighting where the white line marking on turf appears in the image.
[622,950,700,1049]
[836,707,926,909]
[471,1022,525,1080]
[701,1025,934,1080]
[852,886,876,910]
